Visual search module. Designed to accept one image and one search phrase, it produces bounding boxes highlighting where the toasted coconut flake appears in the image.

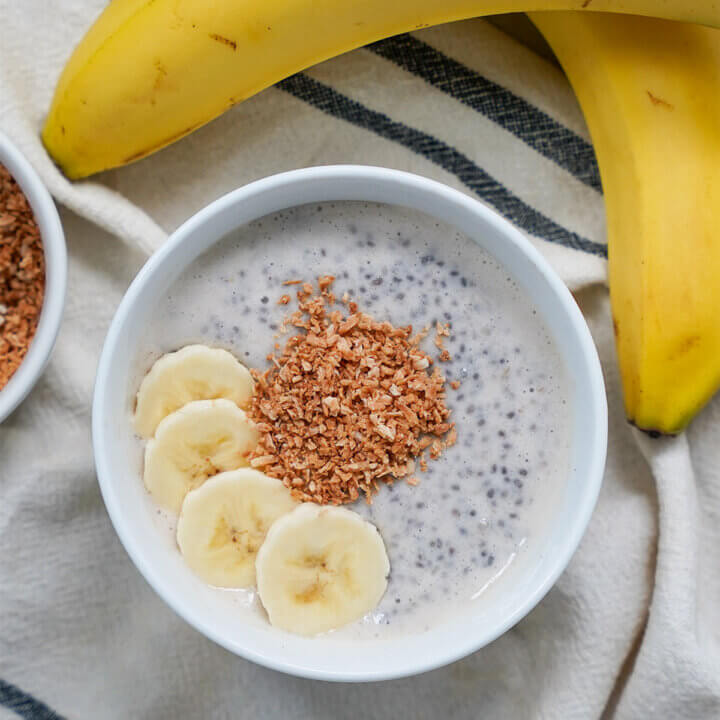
[250,455,276,468]
[248,276,455,504]
[412,356,430,371]
[318,275,336,291]
[0,165,44,390]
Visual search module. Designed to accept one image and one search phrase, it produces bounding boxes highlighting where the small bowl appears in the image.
[0,131,66,423]
[93,166,606,681]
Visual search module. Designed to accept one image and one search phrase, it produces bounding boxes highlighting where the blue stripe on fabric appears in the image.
[277,73,606,257]
[367,34,602,192]
[0,679,65,720]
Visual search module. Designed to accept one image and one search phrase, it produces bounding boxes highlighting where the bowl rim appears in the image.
[0,131,67,422]
[93,165,607,681]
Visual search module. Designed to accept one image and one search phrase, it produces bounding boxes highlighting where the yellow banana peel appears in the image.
[532,11,720,434]
[43,1,720,434]
[43,0,720,178]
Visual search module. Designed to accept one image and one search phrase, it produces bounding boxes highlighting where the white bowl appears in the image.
[93,166,607,681]
[0,131,66,423]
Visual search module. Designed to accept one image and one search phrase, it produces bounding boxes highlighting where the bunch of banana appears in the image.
[43,0,720,179]
[44,3,720,433]
[530,12,720,434]
[135,344,390,634]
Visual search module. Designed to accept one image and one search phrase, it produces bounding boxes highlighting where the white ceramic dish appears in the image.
[93,165,607,681]
[0,131,66,423]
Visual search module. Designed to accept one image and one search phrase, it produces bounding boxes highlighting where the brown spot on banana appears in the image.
[582,0,592,7]
[208,32,237,51]
[153,60,168,91]
[647,91,674,110]
[670,334,701,360]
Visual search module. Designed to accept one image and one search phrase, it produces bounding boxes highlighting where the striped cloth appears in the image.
[2,3,719,719]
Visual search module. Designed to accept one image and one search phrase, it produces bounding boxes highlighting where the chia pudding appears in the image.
[132,201,571,638]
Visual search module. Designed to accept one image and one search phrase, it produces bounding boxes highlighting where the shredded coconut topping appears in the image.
[248,276,455,504]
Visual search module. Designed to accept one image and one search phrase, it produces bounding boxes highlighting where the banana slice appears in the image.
[255,504,390,635]
[134,344,254,438]
[143,399,259,512]
[177,469,298,588]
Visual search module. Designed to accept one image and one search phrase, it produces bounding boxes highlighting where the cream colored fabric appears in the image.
[1,3,718,718]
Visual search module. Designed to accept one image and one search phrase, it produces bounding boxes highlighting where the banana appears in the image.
[531,12,720,434]
[255,504,390,635]
[143,399,259,512]
[177,469,298,588]
[134,344,254,438]
[43,1,720,179]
